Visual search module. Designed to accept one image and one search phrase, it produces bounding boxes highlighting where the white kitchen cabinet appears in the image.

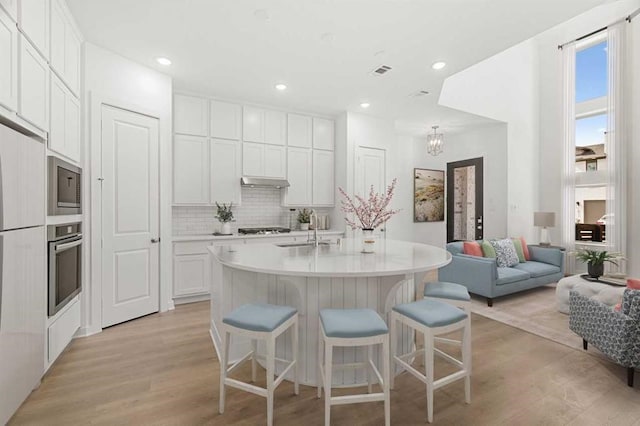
[312,150,334,206]
[285,147,312,206]
[49,73,80,162]
[0,0,18,21]
[242,142,285,178]
[49,0,81,95]
[264,109,286,145]
[287,113,312,148]
[242,106,264,143]
[17,0,48,60]
[173,135,209,204]
[18,34,48,131]
[264,144,285,178]
[174,94,208,136]
[313,117,335,151]
[210,138,241,204]
[174,253,210,297]
[0,6,18,112]
[211,100,241,140]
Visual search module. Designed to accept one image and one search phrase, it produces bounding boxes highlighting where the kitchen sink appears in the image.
[275,241,332,248]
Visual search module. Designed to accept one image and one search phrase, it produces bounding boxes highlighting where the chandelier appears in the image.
[426,125,443,156]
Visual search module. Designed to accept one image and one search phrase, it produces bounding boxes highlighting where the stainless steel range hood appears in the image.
[240,177,290,189]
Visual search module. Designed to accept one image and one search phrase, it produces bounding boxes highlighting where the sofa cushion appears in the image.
[513,261,561,278]
[496,267,531,285]
[463,241,483,257]
[490,239,520,267]
[447,241,464,256]
[520,237,531,260]
[511,238,526,262]
[481,240,496,258]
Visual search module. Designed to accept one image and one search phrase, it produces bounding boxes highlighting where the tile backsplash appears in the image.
[173,187,331,235]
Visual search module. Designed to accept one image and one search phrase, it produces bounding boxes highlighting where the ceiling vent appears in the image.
[410,90,430,97]
[371,64,392,76]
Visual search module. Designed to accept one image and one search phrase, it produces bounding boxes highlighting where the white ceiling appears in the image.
[67,0,611,135]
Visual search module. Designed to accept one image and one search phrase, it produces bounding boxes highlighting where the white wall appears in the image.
[411,124,509,247]
[81,43,172,335]
[535,0,640,275]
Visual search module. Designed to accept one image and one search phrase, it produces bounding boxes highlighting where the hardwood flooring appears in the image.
[9,301,640,425]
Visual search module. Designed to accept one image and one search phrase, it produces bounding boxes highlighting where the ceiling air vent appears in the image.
[371,64,392,76]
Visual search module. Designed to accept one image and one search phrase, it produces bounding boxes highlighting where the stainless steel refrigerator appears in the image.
[0,122,46,424]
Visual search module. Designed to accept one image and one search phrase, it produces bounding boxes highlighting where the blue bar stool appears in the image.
[423,281,471,311]
[317,308,391,426]
[390,299,471,423]
[219,303,299,426]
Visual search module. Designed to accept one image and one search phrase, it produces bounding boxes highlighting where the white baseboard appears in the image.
[174,293,210,305]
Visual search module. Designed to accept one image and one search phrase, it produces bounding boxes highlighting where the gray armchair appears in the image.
[569,289,640,387]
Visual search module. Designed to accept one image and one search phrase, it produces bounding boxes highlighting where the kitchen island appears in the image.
[209,239,451,387]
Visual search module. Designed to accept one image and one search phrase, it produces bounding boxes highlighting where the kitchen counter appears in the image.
[172,230,344,242]
[209,239,451,387]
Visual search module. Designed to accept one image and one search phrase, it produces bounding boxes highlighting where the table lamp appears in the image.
[534,212,555,247]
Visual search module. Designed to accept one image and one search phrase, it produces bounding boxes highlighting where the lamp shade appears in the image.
[534,212,555,228]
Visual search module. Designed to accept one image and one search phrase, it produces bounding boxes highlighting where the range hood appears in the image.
[240,177,290,189]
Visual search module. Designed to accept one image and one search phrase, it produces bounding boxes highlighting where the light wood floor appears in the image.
[10,302,640,425]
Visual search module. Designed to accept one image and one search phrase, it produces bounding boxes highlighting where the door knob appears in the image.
[151,238,160,243]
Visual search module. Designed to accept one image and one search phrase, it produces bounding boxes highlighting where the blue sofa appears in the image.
[438,241,565,306]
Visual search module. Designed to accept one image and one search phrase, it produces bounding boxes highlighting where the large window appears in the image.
[574,36,608,242]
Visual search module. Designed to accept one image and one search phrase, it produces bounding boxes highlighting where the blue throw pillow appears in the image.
[489,239,520,268]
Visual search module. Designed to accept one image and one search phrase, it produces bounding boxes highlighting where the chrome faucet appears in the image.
[310,210,318,247]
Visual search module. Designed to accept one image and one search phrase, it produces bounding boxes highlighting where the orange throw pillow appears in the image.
[627,278,640,290]
[463,241,483,257]
[520,236,531,261]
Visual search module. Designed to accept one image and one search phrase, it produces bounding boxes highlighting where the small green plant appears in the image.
[297,208,311,224]
[575,249,620,266]
[215,202,234,223]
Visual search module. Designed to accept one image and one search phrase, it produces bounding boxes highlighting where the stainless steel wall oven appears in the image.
[48,157,82,215]
[48,223,82,316]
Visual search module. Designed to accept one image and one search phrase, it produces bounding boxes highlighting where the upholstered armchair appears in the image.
[569,289,640,387]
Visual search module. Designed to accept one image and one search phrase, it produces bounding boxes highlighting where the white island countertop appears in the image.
[173,230,344,242]
[209,238,451,278]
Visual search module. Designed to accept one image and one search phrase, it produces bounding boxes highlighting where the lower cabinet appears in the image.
[173,241,212,298]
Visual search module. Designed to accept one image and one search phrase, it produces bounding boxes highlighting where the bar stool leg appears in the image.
[324,342,333,426]
[317,329,323,399]
[367,345,373,393]
[219,331,230,414]
[266,337,276,426]
[463,315,472,404]
[389,312,397,390]
[251,339,258,382]
[293,317,300,395]
[424,328,434,424]
[382,335,391,426]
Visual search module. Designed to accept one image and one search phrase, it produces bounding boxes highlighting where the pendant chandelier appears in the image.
[426,125,443,156]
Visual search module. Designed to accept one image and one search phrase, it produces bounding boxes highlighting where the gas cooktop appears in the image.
[238,227,291,235]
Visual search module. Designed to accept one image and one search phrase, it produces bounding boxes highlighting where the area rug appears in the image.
[468,284,584,351]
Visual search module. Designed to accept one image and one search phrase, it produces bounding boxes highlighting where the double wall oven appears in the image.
[48,223,82,316]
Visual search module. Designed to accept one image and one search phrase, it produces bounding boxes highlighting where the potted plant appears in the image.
[215,202,234,235]
[575,249,621,279]
[297,208,312,231]
[338,178,401,253]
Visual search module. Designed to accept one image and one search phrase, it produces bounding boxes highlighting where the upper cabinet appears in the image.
[313,117,334,151]
[49,73,80,162]
[18,0,49,60]
[312,150,334,206]
[287,113,312,148]
[174,94,208,136]
[49,0,81,95]
[210,138,241,204]
[0,6,18,112]
[242,142,285,178]
[0,0,18,21]
[243,106,286,145]
[173,135,210,204]
[285,147,312,206]
[211,100,241,140]
[18,34,48,131]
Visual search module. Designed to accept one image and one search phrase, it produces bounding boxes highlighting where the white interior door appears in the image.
[356,146,386,197]
[101,105,160,328]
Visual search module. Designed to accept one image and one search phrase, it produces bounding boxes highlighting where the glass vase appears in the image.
[361,228,376,253]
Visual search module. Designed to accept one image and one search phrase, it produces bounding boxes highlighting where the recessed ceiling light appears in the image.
[360,102,370,109]
[156,57,172,66]
[432,61,446,70]
[275,83,287,91]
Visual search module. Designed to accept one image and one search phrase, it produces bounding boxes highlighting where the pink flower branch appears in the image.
[339,178,401,230]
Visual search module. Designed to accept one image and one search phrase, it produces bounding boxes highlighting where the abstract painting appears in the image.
[414,168,445,222]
